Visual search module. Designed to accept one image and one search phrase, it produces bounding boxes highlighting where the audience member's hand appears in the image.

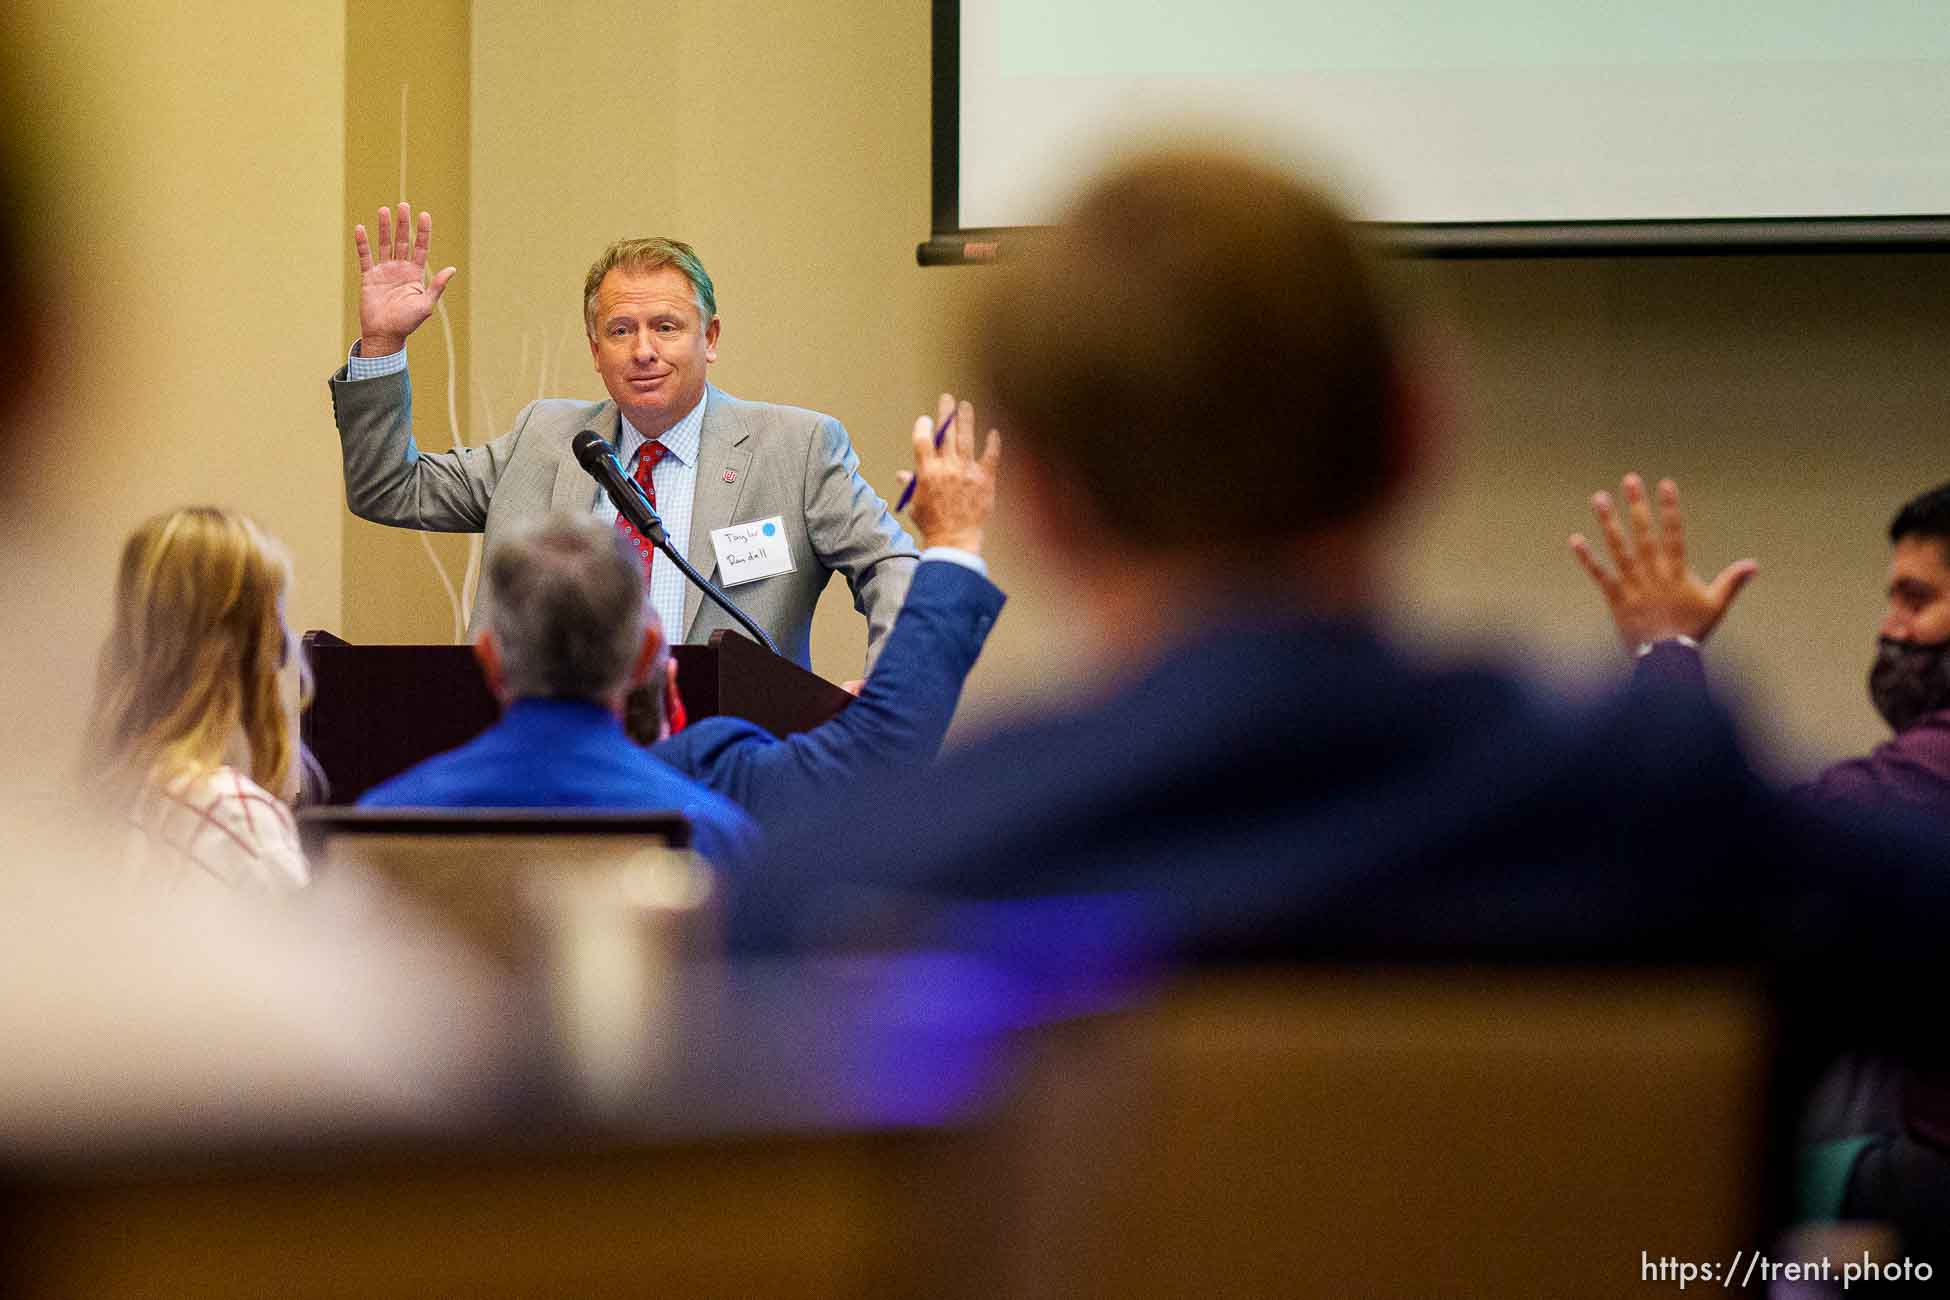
[899,392,1000,554]
[1570,474,1757,650]
[352,203,457,358]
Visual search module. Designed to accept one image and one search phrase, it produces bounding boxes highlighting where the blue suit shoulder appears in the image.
[654,561,1003,819]
[727,620,1772,956]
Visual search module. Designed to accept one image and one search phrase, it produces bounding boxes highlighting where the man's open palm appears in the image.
[1569,473,1757,649]
[353,203,456,356]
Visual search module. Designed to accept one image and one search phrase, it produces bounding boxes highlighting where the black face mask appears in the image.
[1868,636,1950,733]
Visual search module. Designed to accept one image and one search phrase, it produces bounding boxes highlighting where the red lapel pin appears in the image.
[722,468,738,484]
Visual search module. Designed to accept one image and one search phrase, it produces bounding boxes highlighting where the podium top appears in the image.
[300,629,852,804]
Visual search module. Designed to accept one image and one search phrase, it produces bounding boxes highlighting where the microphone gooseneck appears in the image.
[570,431,782,657]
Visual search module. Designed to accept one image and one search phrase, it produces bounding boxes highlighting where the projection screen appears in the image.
[926,0,1950,259]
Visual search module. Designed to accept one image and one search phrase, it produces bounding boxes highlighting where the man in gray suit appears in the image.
[329,203,918,673]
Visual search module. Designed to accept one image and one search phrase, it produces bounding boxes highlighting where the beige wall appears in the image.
[469,2,997,683]
[341,0,474,644]
[457,3,1950,776]
[1391,254,1950,775]
[4,0,346,787]
[1,0,1938,787]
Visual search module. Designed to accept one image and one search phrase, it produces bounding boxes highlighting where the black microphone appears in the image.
[572,431,668,547]
[569,430,783,657]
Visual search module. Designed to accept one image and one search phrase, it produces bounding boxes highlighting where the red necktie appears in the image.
[614,440,670,583]
[613,440,686,734]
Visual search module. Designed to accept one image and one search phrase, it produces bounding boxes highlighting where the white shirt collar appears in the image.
[618,390,707,468]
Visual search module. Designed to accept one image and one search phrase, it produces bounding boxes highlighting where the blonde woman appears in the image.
[85,506,309,892]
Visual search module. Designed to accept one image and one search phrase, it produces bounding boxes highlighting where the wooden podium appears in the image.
[300,629,854,805]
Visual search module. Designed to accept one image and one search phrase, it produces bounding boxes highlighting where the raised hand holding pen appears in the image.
[895,393,959,513]
[840,394,999,696]
[895,392,1000,555]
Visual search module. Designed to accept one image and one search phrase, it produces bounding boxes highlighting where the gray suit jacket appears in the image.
[329,366,918,670]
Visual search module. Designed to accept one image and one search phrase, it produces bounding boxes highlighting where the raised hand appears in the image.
[897,392,1001,554]
[352,203,457,358]
[1569,473,1757,650]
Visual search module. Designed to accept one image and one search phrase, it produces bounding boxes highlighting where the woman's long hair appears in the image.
[84,507,306,801]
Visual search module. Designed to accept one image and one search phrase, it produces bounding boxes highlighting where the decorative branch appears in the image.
[436,297,483,638]
[417,530,466,644]
[397,82,408,208]
[397,78,473,642]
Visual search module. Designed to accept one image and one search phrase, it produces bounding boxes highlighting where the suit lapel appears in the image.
[683,387,755,636]
[549,402,623,513]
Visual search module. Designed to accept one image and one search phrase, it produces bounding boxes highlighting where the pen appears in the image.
[893,406,955,512]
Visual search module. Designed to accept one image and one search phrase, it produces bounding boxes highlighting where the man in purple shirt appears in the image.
[1576,475,1950,1246]
[1572,476,1950,810]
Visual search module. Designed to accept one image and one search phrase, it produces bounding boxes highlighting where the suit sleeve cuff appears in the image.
[1633,634,1699,659]
[1632,637,1707,689]
[919,546,987,578]
[346,340,409,381]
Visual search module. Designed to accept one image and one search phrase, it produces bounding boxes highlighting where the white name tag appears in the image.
[709,516,796,587]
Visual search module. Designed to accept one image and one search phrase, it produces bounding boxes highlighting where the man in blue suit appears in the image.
[731,148,1950,968]
[632,393,1003,820]
[360,395,1004,863]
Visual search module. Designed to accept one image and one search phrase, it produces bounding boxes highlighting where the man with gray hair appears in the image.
[356,511,762,870]
[358,392,1004,852]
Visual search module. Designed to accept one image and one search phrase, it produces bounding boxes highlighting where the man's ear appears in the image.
[473,631,508,702]
[0,300,46,450]
[1015,446,1091,563]
[627,621,667,690]
[703,315,720,365]
[659,657,683,742]
[1381,347,1449,507]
